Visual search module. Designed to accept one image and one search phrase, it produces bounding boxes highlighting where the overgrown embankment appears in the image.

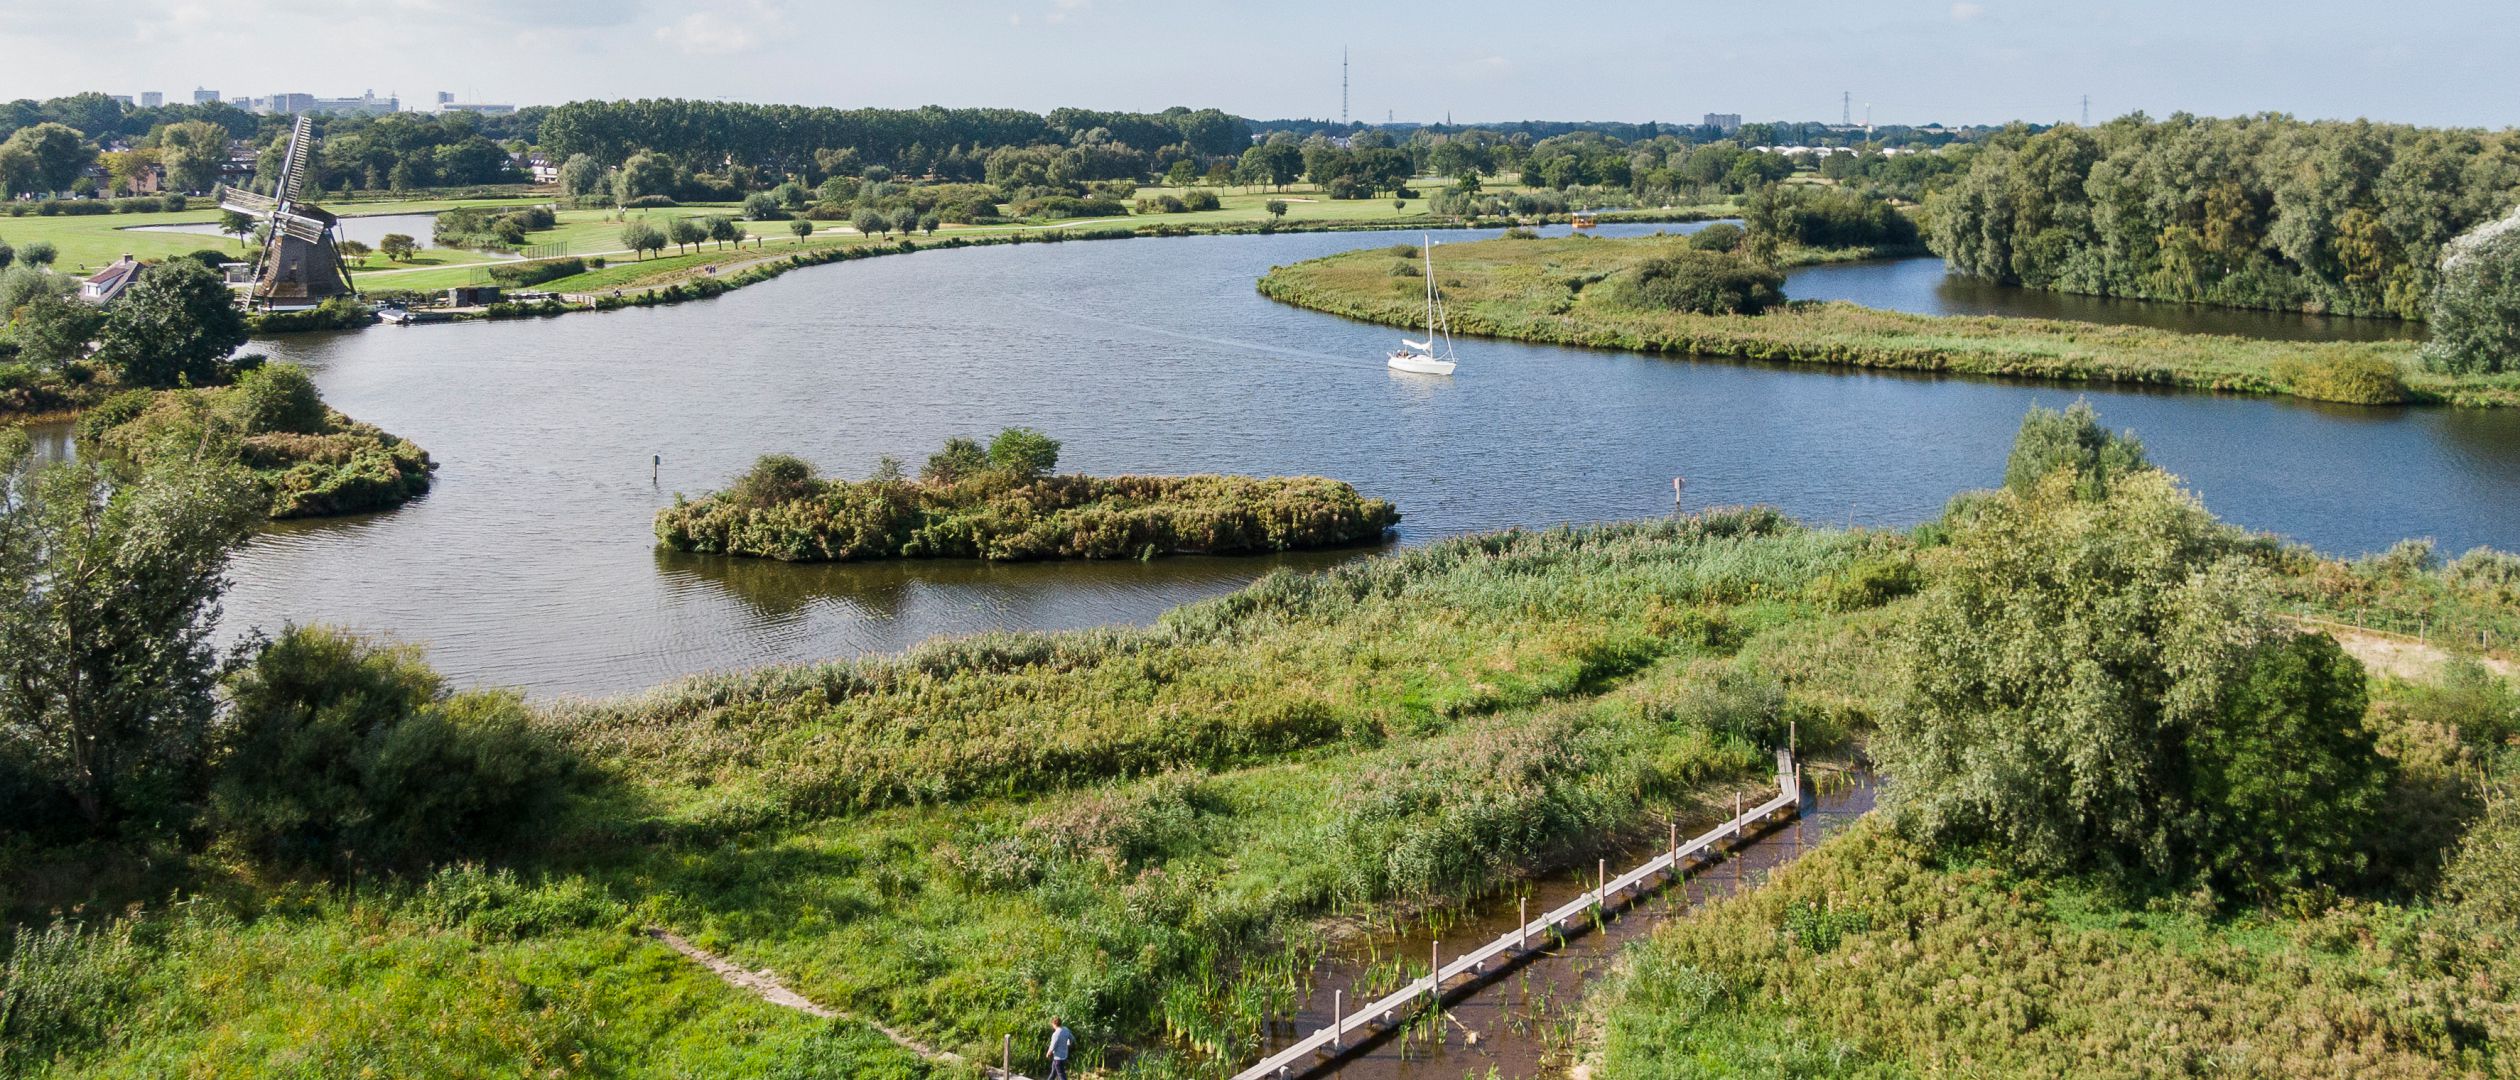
[78,363,433,518]
[656,436,1398,562]
[1259,233,2520,407]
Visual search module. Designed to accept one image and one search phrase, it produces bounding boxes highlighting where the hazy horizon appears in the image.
[0,0,2508,129]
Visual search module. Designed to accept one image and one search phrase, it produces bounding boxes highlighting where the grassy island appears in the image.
[77,363,433,518]
[657,430,1398,562]
[1259,232,2520,408]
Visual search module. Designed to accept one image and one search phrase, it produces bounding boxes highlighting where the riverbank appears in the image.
[657,458,1400,562]
[1257,233,2520,408]
[6,510,1884,1077]
[11,452,2519,1076]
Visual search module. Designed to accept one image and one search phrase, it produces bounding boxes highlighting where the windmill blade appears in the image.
[277,116,315,204]
[217,185,276,216]
[272,210,330,244]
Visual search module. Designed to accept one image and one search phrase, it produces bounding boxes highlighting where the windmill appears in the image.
[217,116,354,309]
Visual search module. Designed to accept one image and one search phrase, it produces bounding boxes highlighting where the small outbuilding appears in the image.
[446,285,503,307]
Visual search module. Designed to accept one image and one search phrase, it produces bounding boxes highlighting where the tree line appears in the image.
[535,99,1249,180]
[1928,113,2520,319]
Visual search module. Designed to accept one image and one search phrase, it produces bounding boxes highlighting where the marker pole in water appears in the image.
[652,453,660,484]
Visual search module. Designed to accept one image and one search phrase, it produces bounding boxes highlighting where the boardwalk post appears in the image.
[1789,720,1796,757]
[1431,941,1440,991]
[1597,858,1607,906]
[1519,896,1528,948]
[1002,1033,1011,1077]
[1333,990,1343,1049]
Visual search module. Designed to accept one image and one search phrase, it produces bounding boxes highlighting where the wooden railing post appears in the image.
[1332,989,1343,1049]
[1519,896,1528,948]
[1002,1033,1011,1077]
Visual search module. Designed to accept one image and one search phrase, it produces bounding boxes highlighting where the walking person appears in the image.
[1046,1017,1073,1080]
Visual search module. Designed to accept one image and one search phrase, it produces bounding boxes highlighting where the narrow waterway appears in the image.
[1256,770,1878,1080]
[26,223,2520,697]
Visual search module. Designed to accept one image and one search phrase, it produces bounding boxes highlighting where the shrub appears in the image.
[1880,411,2390,895]
[742,191,788,220]
[0,919,148,1071]
[2001,399,2149,500]
[622,194,678,208]
[1609,249,1784,315]
[1181,189,1220,212]
[484,256,587,287]
[2273,352,2410,404]
[727,453,822,507]
[228,362,328,435]
[921,436,989,485]
[210,625,573,871]
[986,427,1061,480]
[1689,222,1745,252]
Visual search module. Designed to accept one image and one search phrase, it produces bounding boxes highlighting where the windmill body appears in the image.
[218,116,355,309]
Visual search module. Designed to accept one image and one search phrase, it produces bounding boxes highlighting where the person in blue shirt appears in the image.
[1047,1018,1073,1080]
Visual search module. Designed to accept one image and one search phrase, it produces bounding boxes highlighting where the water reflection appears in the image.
[1785,256,2423,342]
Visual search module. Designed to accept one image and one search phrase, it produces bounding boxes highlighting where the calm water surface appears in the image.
[108,222,2518,696]
[1786,255,2423,341]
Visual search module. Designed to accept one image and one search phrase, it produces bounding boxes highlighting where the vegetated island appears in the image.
[78,361,433,518]
[1258,231,2520,408]
[656,428,1398,561]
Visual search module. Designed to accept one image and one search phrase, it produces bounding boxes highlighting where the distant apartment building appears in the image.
[194,88,220,105]
[108,94,134,107]
[436,91,516,115]
[1703,113,1743,134]
[140,91,163,108]
[306,90,398,116]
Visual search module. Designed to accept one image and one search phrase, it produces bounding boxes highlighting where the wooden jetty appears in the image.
[1228,749,1805,1080]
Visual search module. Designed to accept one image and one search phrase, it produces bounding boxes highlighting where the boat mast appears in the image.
[1422,234,1437,347]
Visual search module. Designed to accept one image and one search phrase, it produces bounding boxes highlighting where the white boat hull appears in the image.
[1387,352,1456,375]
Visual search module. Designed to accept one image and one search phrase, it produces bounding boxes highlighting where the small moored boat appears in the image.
[1387,235,1459,376]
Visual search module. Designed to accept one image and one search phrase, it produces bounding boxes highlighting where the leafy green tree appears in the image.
[1610,250,1784,315]
[1265,199,1288,222]
[986,427,1061,480]
[918,213,939,236]
[2420,206,2520,375]
[2002,399,2150,500]
[335,239,372,266]
[705,215,740,249]
[20,241,56,268]
[210,625,572,872]
[0,241,13,271]
[377,233,419,262]
[92,260,249,388]
[921,436,988,485]
[788,218,814,243]
[1689,222,1744,252]
[852,207,891,238]
[1877,414,2390,896]
[620,222,667,259]
[0,123,93,195]
[665,216,707,254]
[0,434,264,834]
[613,148,679,204]
[219,209,255,250]
[557,152,605,199]
[9,289,103,370]
[227,362,328,435]
[742,192,787,220]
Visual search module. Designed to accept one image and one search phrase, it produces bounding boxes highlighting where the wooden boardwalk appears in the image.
[1228,749,1804,1080]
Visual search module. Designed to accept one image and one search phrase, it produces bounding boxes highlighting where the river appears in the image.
[47,223,2520,698]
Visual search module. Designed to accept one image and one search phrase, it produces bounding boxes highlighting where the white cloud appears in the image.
[1044,0,1089,24]
[1950,2,1986,21]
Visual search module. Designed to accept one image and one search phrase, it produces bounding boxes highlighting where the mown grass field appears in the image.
[1258,233,2520,408]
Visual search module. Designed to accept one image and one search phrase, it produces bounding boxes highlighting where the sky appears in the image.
[0,0,2509,129]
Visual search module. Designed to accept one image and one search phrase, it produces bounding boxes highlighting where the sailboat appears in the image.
[1387,234,1459,376]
